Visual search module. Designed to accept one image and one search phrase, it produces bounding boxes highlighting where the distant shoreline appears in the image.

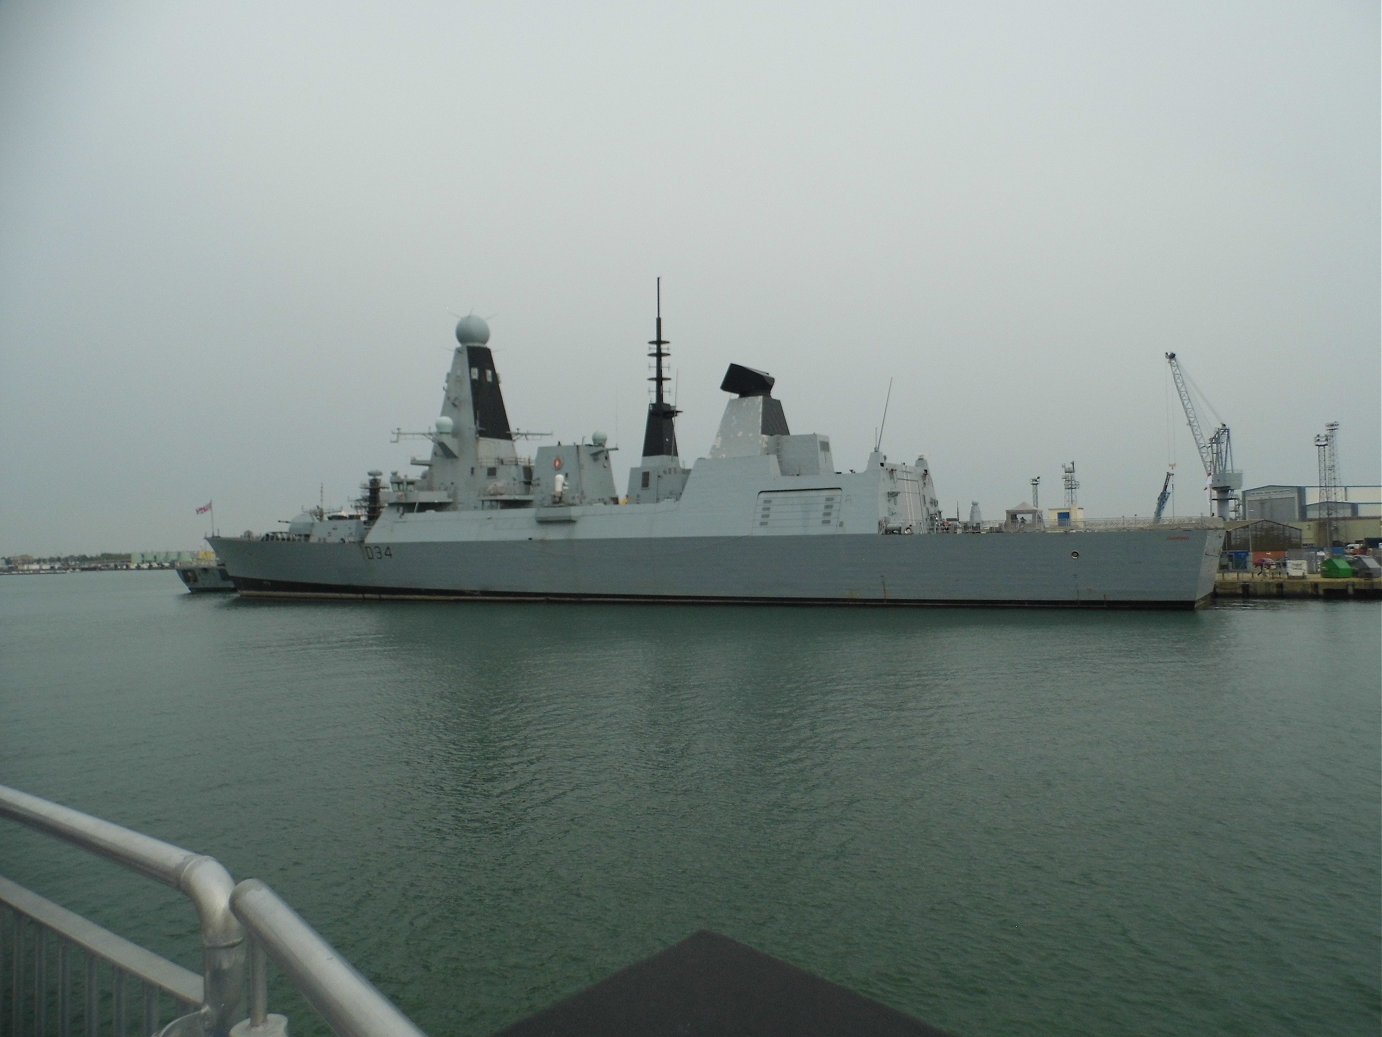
[1,563,179,575]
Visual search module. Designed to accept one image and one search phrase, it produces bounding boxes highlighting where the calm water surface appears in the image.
[1,572,1378,1036]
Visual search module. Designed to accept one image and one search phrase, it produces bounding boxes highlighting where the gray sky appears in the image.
[2,1,1377,557]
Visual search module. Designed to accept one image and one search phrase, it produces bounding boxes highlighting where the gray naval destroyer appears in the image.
[210,303,1223,608]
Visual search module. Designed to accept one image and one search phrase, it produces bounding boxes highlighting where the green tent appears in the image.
[1321,557,1354,579]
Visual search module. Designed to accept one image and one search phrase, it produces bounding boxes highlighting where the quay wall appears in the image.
[1214,572,1381,600]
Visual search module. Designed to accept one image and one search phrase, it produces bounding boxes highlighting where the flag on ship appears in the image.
[196,501,212,514]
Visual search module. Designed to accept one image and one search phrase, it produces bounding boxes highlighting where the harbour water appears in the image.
[1,571,1378,1036]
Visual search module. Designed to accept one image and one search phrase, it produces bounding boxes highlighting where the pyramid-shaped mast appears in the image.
[640,277,680,459]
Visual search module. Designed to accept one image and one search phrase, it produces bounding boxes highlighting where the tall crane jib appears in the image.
[1153,469,1173,523]
[1164,353,1243,520]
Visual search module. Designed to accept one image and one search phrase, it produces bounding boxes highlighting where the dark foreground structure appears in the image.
[494,930,954,1037]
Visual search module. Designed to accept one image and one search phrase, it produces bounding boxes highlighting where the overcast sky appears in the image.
[2,1,1377,557]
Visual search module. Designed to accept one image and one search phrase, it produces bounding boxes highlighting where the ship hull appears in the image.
[210,526,1223,609]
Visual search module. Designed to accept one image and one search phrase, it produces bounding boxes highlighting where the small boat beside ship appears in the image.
[173,554,235,593]
[210,297,1223,608]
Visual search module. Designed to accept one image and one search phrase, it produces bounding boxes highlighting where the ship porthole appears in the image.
[1070,551,1080,559]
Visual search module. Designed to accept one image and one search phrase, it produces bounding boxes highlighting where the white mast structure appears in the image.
[1315,421,1341,549]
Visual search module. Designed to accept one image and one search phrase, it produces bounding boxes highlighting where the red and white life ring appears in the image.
[553,456,564,471]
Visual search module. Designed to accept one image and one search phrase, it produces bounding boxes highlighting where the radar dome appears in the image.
[435,416,454,435]
[455,315,491,345]
[591,431,607,447]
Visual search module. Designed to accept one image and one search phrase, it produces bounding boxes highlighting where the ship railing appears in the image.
[976,515,1224,533]
[0,784,427,1037]
[1080,515,1224,530]
[1023,516,1227,532]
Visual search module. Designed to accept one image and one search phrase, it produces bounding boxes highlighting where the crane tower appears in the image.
[1315,421,1341,548]
[1062,462,1079,509]
[1165,353,1242,519]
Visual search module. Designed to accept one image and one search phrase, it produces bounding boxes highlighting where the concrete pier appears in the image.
[1215,572,1381,600]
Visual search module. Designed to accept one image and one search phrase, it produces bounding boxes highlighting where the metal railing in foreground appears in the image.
[0,784,427,1037]
[1,876,203,1037]
[229,881,424,1037]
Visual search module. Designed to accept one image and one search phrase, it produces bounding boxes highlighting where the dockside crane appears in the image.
[1164,353,1242,520]
[1153,467,1174,523]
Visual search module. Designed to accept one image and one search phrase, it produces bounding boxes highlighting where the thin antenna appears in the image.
[874,378,894,451]
[652,277,667,408]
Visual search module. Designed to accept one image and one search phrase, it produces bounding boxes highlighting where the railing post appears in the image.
[11,913,23,1037]
[228,941,288,1037]
[85,956,98,1037]
[176,856,246,1037]
[249,941,270,1028]
[35,926,48,1036]
[230,881,425,1037]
